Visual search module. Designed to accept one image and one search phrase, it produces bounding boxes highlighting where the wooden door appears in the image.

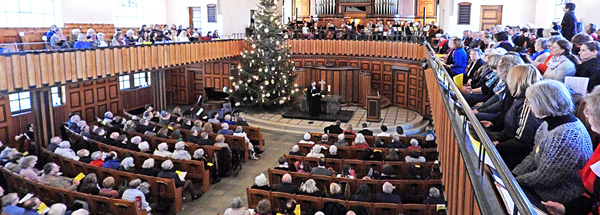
[480,5,502,31]
[295,0,310,19]
[166,66,191,105]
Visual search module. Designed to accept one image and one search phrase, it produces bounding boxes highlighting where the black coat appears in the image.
[561,10,578,41]
[158,169,184,187]
[576,57,600,92]
[140,167,159,177]
[464,59,485,84]
[358,129,373,136]
[324,125,343,134]
[374,193,401,204]
[272,183,299,194]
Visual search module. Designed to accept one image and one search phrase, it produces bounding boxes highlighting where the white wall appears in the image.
[221,0,261,36]
[438,0,537,37]
[570,0,600,26]
[60,0,114,24]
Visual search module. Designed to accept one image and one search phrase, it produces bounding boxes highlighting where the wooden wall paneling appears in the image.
[25,54,38,88]
[151,45,158,69]
[38,54,47,86]
[386,41,393,58]
[394,68,408,108]
[129,46,137,72]
[382,63,393,99]
[66,52,77,82]
[0,56,8,92]
[19,55,29,90]
[371,61,382,94]
[74,51,85,80]
[85,50,94,79]
[94,49,104,78]
[121,48,130,74]
[10,55,23,90]
[54,53,65,84]
[104,49,114,77]
[113,48,122,75]
[138,46,145,71]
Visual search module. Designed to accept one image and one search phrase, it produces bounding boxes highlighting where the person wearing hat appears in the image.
[561,3,578,41]
[158,160,201,200]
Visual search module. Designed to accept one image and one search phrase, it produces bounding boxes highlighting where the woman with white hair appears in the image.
[543,86,600,215]
[490,65,543,170]
[326,145,341,159]
[513,80,592,205]
[96,32,108,47]
[89,151,104,167]
[54,141,79,160]
[138,141,151,153]
[299,133,315,144]
[177,30,190,42]
[327,183,345,200]
[171,141,191,160]
[530,38,550,64]
[118,157,137,173]
[351,133,368,148]
[73,34,91,49]
[223,197,251,215]
[47,203,67,215]
[374,182,401,203]
[233,126,259,160]
[158,160,201,200]
[407,139,421,150]
[122,179,151,212]
[140,158,158,177]
[18,155,39,181]
[251,173,270,191]
[289,145,303,156]
[299,179,322,197]
[334,133,348,146]
[306,145,325,158]
[153,142,172,158]
[192,148,219,184]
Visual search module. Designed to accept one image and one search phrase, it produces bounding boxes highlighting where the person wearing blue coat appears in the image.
[448,37,468,77]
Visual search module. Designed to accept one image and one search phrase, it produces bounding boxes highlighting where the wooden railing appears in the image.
[0,39,244,94]
[288,39,427,60]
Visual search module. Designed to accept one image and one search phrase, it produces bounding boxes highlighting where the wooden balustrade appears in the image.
[424,67,480,215]
[0,40,244,94]
[287,39,427,60]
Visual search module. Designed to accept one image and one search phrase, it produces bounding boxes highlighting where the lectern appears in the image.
[367,95,381,122]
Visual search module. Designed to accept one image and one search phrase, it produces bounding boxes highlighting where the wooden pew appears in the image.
[0,168,146,215]
[309,132,427,148]
[245,189,442,214]
[63,126,211,192]
[296,143,438,162]
[41,148,183,213]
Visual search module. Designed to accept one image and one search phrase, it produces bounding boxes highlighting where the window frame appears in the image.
[133,72,149,88]
[119,75,131,91]
[457,2,472,25]
[554,0,572,22]
[50,86,65,107]
[9,91,31,114]
[207,4,217,23]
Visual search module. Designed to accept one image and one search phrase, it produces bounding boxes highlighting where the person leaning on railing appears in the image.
[543,85,600,215]
[513,80,592,207]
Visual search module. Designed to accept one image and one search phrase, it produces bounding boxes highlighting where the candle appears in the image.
[328,85,331,92]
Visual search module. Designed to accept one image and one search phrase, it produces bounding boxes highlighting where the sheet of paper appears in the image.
[564,76,589,95]
[176,170,187,181]
[37,202,49,214]
[18,193,34,204]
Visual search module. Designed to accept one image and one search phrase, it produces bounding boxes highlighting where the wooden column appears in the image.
[30,89,54,153]
[152,70,167,111]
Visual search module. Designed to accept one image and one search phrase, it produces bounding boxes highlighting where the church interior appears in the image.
[0,0,599,215]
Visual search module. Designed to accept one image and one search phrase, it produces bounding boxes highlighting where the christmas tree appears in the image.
[229,0,300,109]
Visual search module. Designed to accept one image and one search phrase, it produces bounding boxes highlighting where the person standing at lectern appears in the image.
[307,81,322,117]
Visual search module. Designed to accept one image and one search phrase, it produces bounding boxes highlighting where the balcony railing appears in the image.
[423,42,539,215]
